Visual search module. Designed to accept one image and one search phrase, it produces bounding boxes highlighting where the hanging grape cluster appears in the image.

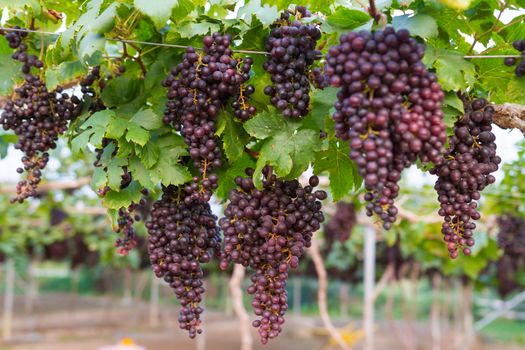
[219,168,326,344]
[495,215,525,297]
[146,185,221,338]
[324,202,356,247]
[430,97,501,258]
[163,33,256,175]
[263,6,324,118]
[0,28,82,202]
[325,27,446,229]
[503,38,525,77]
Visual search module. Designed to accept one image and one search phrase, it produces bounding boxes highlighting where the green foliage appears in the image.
[0,0,522,277]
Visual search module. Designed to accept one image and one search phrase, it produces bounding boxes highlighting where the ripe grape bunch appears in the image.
[324,202,356,245]
[146,185,221,338]
[263,6,324,118]
[0,28,82,202]
[431,97,501,258]
[503,38,525,77]
[495,215,525,297]
[325,27,446,229]
[219,169,326,343]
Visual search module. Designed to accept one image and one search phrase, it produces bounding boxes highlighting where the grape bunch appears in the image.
[430,97,501,258]
[219,168,326,343]
[0,28,82,202]
[263,6,323,118]
[496,215,525,297]
[162,33,256,176]
[324,202,356,246]
[325,27,446,229]
[497,215,525,260]
[146,185,221,338]
[503,38,525,77]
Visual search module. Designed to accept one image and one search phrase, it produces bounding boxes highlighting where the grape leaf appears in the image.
[425,47,476,91]
[107,158,128,191]
[129,157,156,189]
[216,111,249,162]
[106,117,129,139]
[125,124,150,147]
[150,148,192,186]
[314,140,360,201]
[103,181,143,209]
[45,61,85,91]
[91,167,107,191]
[243,111,287,139]
[326,7,370,30]
[392,14,438,39]
[237,0,279,27]
[139,142,160,169]
[215,153,256,199]
[131,109,163,130]
[134,0,180,29]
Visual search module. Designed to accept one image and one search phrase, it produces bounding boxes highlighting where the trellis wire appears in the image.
[0,26,523,59]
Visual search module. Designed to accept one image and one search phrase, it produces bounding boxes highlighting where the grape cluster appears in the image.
[497,215,525,257]
[325,28,446,229]
[163,33,256,176]
[263,6,323,118]
[219,168,326,343]
[324,202,356,246]
[430,97,501,258]
[503,39,525,77]
[146,185,220,338]
[0,28,82,202]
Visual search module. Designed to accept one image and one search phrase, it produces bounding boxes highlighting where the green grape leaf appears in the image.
[131,109,163,130]
[215,153,256,199]
[326,7,370,30]
[100,76,143,108]
[45,61,85,91]
[106,117,129,139]
[103,181,143,209]
[151,149,192,186]
[134,0,180,29]
[91,167,107,191]
[305,87,338,131]
[139,142,160,169]
[217,111,250,161]
[392,14,439,39]
[425,47,476,91]
[129,157,156,189]
[314,140,360,201]
[126,124,150,147]
[237,0,279,27]
[253,129,320,187]
[178,21,221,38]
[0,52,22,94]
[107,158,128,191]
[243,111,287,139]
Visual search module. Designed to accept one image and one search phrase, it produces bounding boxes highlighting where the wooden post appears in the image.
[363,226,376,350]
[431,273,442,350]
[149,274,160,327]
[309,238,350,350]
[462,283,474,348]
[2,259,15,341]
[25,259,38,314]
[229,264,253,350]
[293,277,301,316]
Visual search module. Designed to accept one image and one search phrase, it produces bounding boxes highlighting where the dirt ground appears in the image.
[0,293,522,350]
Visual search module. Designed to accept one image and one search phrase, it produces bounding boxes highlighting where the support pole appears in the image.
[363,226,376,350]
[149,274,160,327]
[2,259,15,341]
[229,264,253,350]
